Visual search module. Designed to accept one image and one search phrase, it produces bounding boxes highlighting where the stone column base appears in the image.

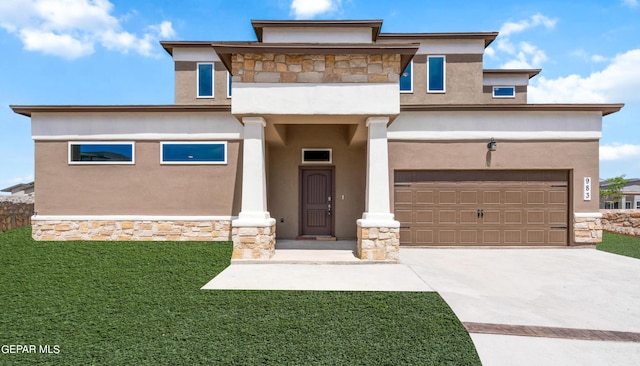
[573,215,602,245]
[231,225,276,260]
[356,223,400,262]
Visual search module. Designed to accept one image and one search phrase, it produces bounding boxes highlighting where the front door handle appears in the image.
[327,204,331,216]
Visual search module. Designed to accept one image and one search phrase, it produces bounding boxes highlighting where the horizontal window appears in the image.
[400,61,413,93]
[161,142,227,164]
[302,149,332,164]
[493,86,515,98]
[427,56,445,93]
[69,142,134,164]
[197,63,214,98]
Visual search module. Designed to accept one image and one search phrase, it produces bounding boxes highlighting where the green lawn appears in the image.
[0,227,479,365]
[598,231,640,259]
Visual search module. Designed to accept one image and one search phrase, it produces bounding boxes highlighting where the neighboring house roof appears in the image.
[600,178,640,195]
[1,181,34,194]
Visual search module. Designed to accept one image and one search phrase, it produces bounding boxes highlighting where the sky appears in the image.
[1,0,639,192]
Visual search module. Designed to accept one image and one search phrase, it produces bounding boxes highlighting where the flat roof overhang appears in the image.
[211,43,420,75]
[400,103,625,116]
[483,69,542,79]
[10,105,231,117]
[251,19,384,42]
[378,32,499,48]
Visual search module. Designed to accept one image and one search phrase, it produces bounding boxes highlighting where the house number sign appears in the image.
[584,177,591,201]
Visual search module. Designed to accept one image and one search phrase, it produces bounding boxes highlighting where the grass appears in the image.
[598,231,640,259]
[0,227,480,365]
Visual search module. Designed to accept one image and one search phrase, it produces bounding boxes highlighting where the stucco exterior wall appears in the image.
[174,61,231,105]
[34,141,242,216]
[400,54,484,105]
[267,124,366,239]
[388,140,601,214]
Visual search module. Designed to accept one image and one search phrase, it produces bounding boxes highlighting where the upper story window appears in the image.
[427,56,446,93]
[493,86,515,98]
[161,142,227,164]
[400,61,413,93]
[69,142,134,165]
[227,72,232,98]
[197,63,214,98]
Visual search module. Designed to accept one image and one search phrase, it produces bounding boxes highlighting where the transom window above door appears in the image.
[302,149,332,164]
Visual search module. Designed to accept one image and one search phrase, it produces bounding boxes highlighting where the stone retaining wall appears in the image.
[31,219,232,241]
[232,53,401,83]
[0,195,35,232]
[600,210,640,237]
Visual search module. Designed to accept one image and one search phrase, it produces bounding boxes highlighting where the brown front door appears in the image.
[300,167,334,236]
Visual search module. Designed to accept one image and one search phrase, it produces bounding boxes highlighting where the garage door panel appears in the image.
[527,191,545,204]
[460,210,478,224]
[416,190,434,204]
[438,210,456,224]
[483,191,500,204]
[460,230,478,244]
[482,210,500,224]
[394,190,413,205]
[439,191,456,204]
[460,191,478,204]
[549,191,567,204]
[505,210,522,224]
[395,170,568,246]
[549,210,567,225]
[505,191,523,204]
[415,210,434,224]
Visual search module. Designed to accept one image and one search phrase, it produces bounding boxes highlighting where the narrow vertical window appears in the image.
[197,63,214,98]
[427,56,445,93]
[227,72,232,98]
[400,60,413,93]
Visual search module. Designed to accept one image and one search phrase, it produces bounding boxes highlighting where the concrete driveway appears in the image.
[401,248,640,366]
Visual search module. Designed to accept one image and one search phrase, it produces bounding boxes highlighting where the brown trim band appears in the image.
[484,69,541,78]
[464,322,640,343]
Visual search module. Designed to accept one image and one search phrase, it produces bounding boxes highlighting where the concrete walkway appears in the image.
[203,245,640,365]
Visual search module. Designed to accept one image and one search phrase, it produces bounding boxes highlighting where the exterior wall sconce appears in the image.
[487,137,497,152]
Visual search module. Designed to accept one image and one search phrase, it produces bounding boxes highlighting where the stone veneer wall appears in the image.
[231,53,401,83]
[357,225,400,262]
[31,220,232,241]
[231,225,276,260]
[0,195,35,232]
[600,210,640,237]
[573,216,602,244]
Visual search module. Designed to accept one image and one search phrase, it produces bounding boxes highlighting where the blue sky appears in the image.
[1,0,639,192]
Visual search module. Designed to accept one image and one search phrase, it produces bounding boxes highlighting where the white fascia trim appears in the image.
[34,133,243,141]
[32,215,238,221]
[574,212,603,219]
[387,131,602,141]
[232,218,277,228]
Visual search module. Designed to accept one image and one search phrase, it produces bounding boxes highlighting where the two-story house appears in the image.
[11,19,623,261]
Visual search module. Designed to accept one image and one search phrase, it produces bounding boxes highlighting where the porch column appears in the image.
[232,117,276,260]
[357,116,400,262]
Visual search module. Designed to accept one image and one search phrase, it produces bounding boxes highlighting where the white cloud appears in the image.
[492,13,556,69]
[622,0,638,8]
[529,49,640,103]
[0,0,175,60]
[600,144,640,161]
[591,54,608,63]
[290,0,341,19]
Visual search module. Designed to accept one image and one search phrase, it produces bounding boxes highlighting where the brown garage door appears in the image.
[394,170,569,246]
